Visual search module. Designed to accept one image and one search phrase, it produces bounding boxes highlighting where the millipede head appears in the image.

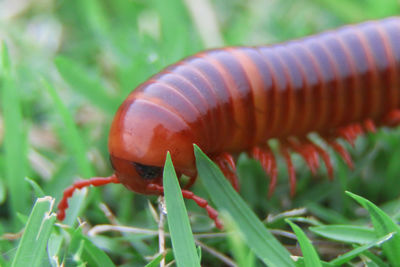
[109,155,164,195]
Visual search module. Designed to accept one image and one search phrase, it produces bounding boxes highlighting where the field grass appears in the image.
[1,0,400,266]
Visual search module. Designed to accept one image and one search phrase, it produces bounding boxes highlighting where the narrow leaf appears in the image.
[310,225,377,244]
[163,152,200,267]
[346,191,400,267]
[286,220,322,267]
[330,233,394,266]
[194,145,294,267]
[11,197,56,267]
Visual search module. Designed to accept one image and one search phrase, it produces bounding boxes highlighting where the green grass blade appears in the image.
[163,152,200,267]
[194,145,294,267]
[54,56,120,114]
[47,233,64,267]
[1,42,30,223]
[286,220,322,267]
[224,212,255,267]
[310,225,377,244]
[67,227,116,267]
[11,197,56,267]
[144,253,164,267]
[330,233,394,266]
[25,177,45,198]
[346,191,400,267]
[82,238,116,267]
[362,250,390,267]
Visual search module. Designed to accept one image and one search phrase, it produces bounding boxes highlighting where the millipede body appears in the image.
[58,17,400,228]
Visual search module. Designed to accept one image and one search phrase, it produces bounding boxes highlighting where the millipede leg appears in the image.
[287,139,319,175]
[57,175,120,221]
[337,123,364,147]
[306,138,334,180]
[327,140,354,169]
[383,109,400,126]
[147,183,223,229]
[214,153,240,191]
[251,146,277,197]
[363,119,376,133]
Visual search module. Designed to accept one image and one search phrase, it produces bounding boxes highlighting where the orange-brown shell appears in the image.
[108,17,400,194]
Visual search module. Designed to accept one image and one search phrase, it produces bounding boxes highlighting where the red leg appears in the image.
[383,109,400,126]
[251,146,278,197]
[57,175,120,221]
[287,138,319,175]
[214,153,239,192]
[327,139,354,169]
[306,138,334,180]
[337,123,364,147]
[363,119,376,133]
[147,183,223,229]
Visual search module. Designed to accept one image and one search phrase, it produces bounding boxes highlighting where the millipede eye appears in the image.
[132,162,163,180]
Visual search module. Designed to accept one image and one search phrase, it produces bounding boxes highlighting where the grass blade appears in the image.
[310,225,376,244]
[224,212,255,267]
[1,42,30,224]
[346,191,400,267]
[330,233,394,266]
[286,220,322,267]
[194,145,294,267]
[67,227,116,267]
[11,196,56,267]
[163,152,200,267]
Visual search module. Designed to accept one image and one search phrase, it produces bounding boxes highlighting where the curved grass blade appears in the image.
[163,152,200,267]
[194,145,294,267]
[346,191,400,267]
[286,220,322,267]
[310,225,376,244]
[330,233,394,266]
[11,197,56,267]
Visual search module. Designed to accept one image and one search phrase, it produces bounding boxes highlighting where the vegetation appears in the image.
[0,0,400,266]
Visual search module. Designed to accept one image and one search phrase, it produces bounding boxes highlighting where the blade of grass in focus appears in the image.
[330,233,394,266]
[286,220,322,267]
[0,42,30,226]
[346,191,400,267]
[310,225,377,244]
[11,197,56,267]
[194,145,294,267]
[163,152,200,267]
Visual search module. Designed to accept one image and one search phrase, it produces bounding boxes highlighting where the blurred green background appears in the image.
[0,0,400,266]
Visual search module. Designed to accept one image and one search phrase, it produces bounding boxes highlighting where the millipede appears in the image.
[57,17,400,229]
